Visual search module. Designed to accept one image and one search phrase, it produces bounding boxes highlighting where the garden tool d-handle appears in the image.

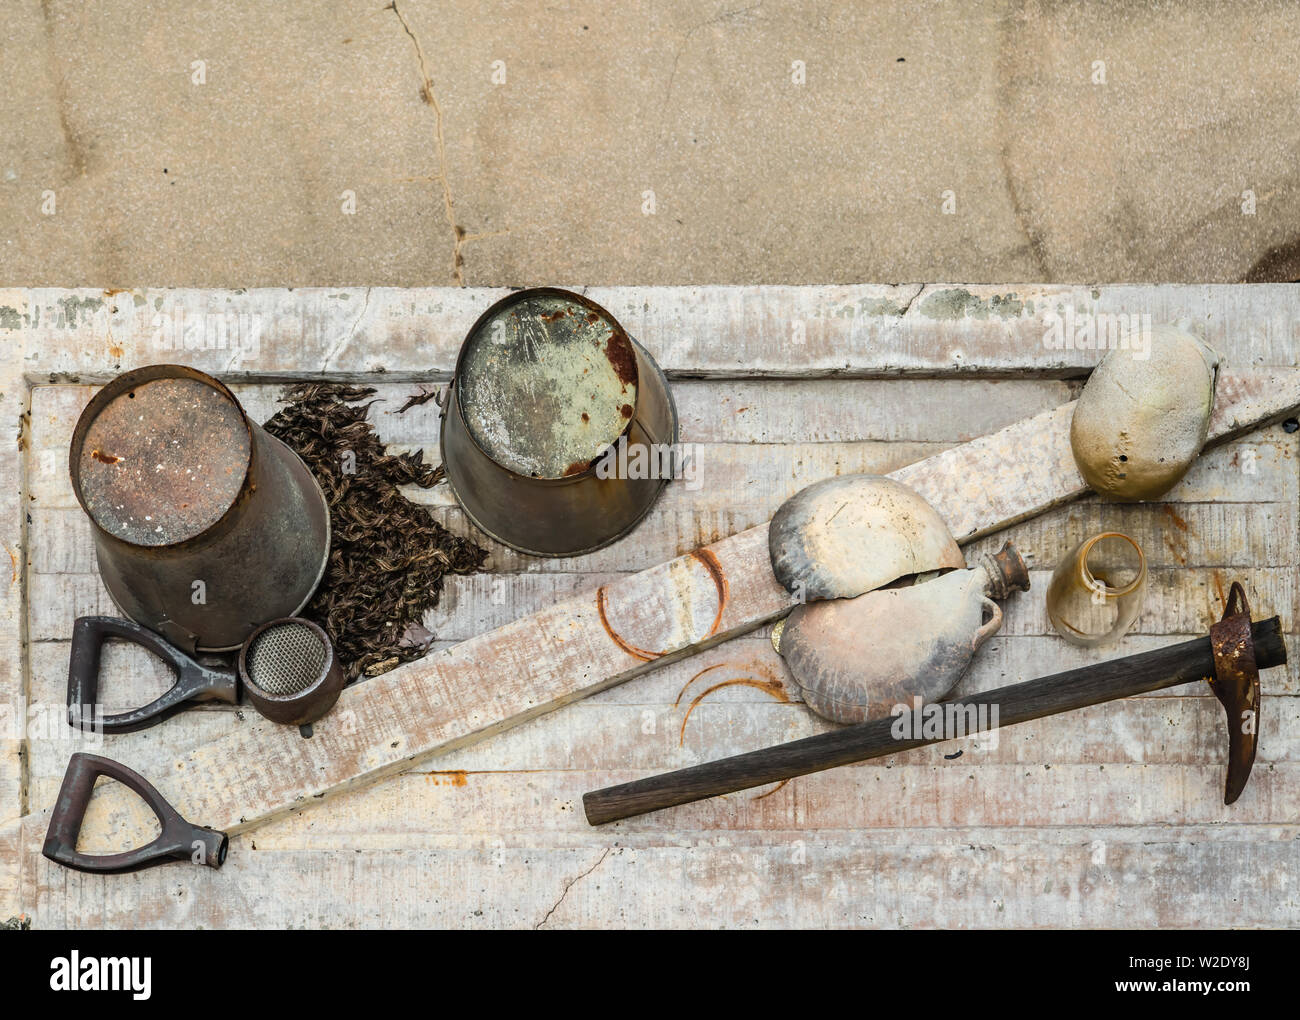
[67,616,239,734]
[42,752,227,874]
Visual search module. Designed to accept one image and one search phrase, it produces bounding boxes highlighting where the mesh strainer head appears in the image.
[244,620,328,696]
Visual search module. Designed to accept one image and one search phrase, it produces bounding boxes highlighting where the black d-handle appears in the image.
[67,616,239,734]
[42,752,227,874]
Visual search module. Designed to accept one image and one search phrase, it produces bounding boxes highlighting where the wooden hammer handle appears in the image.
[583,617,1286,825]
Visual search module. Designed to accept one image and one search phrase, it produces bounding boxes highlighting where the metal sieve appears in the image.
[238,617,345,725]
[246,620,328,695]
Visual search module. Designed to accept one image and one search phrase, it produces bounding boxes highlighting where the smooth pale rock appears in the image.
[768,474,964,602]
[1070,325,1219,501]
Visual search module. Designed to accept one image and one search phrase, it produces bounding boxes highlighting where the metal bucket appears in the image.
[69,364,331,653]
[440,288,678,557]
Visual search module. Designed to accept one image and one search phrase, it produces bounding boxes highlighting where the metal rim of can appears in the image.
[439,287,679,556]
[69,363,259,550]
[69,363,333,653]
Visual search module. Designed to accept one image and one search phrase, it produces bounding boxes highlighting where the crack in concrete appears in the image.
[325,286,372,370]
[40,0,87,180]
[664,2,765,112]
[535,847,612,929]
[993,9,1051,280]
[388,1,468,286]
[896,283,925,317]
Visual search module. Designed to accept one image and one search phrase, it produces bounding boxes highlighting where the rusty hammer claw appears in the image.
[1208,582,1261,804]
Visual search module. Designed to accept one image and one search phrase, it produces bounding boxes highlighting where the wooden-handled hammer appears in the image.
[584,583,1281,825]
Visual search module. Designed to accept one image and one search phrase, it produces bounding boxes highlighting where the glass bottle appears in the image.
[1046,532,1147,647]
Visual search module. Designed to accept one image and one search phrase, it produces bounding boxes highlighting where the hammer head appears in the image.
[1208,583,1263,805]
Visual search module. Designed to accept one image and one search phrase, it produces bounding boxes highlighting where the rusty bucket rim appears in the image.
[439,344,678,557]
[451,287,646,483]
[69,363,256,552]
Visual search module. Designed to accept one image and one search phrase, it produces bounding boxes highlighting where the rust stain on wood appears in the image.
[673,659,795,803]
[596,548,730,661]
[674,662,732,706]
[596,585,662,661]
[675,659,791,746]
[690,547,729,636]
[751,779,792,801]
[677,676,791,746]
[1162,504,1190,564]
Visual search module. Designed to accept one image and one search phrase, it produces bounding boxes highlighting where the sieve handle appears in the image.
[42,752,227,874]
[67,616,239,734]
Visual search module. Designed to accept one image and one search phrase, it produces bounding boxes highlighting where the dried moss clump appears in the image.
[264,383,487,680]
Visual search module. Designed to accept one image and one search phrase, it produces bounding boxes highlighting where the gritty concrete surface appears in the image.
[1,0,1299,287]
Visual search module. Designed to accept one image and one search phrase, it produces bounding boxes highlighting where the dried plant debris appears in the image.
[396,386,441,413]
[264,383,487,681]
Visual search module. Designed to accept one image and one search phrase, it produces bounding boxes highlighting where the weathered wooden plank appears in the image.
[33,380,1290,513]
[420,566,1295,639]
[23,623,1300,752]
[11,823,1300,928]
[21,628,1300,814]
[0,290,29,922]
[29,697,1300,815]
[30,378,1077,479]
[23,558,1298,651]
[426,489,1298,577]
[368,377,1083,445]
[223,761,1300,839]
[9,285,1300,380]
[29,439,948,526]
[24,427,1300,581]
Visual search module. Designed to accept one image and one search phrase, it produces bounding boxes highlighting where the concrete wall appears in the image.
[2,0,1299,286]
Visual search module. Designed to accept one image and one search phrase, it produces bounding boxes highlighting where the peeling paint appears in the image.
[56,295,104,328]
[858,296,906,317]
[918,288,1026,321]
